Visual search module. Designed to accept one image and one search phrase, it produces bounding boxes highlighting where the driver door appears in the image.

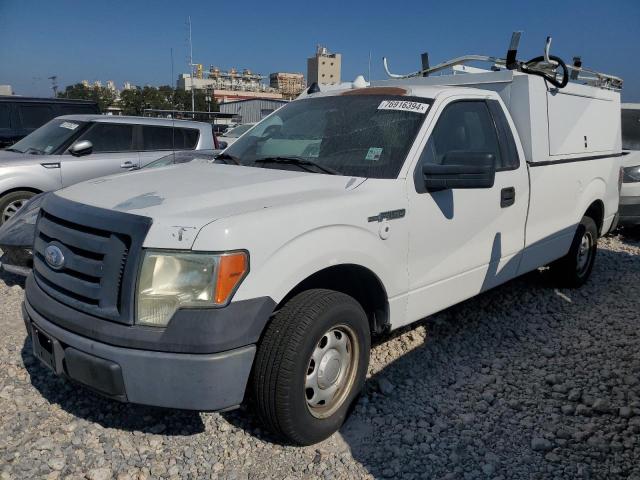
[61,123,139,187]
[405,98,529,323]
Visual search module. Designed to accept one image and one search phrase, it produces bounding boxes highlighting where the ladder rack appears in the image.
[382,32,622,91]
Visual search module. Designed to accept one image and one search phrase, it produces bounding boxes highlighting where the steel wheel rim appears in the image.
[304,324,359,419]
[576,230,593,276]
[2,199,26,223]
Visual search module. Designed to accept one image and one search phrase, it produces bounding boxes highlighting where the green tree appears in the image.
[58,83,219,118]
[58,83,116,112]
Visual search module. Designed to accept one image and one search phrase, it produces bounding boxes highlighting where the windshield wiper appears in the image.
[4,147,23,153]
[214,152,241,165]
[254,156,339,175]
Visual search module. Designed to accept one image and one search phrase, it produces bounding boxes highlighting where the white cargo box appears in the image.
[374,70,622,164]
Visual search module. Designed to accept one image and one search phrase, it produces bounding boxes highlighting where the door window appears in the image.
[419,101,501,167]
[141,125,198,150]
[19,105,55,129]
[78,123,134,153]
[0,104,10,129]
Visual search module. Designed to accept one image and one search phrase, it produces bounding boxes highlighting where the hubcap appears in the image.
[305,325,359,419]
[576,231,593,276]
[1,199,26,224]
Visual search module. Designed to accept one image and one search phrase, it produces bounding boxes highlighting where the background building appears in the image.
[269,72,305,99]
[177,66,283,102]
[307,46,341,85]
[219,98,288,124]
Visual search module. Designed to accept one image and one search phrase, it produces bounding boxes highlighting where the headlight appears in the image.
[136,250,248,327]
[623,165,640,183]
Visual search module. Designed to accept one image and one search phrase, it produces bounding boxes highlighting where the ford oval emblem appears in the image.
[44,245,65,270]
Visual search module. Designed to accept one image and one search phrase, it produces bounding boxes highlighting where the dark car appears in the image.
[0,97,99,147]
[0,150,219,276]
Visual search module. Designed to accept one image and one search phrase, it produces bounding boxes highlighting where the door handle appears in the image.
[501,187,515,208]
[120,161,135,169]
[40,162,61,169]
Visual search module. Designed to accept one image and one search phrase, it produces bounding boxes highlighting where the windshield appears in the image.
[224,124,254,138]
[224,95,431,178]
[143,150,217,169]
[9,118,87,155]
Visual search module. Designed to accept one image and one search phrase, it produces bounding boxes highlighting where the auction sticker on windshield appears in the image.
[60,122,79,130]
[377,100,429,114]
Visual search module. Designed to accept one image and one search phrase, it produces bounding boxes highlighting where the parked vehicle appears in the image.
[220,122,256,146]
[0,150,220,276]
[212,124,230,135]
[0,115,215,224]
[619,104,640,227]
[0,97,99,147]
[22,34,623,445]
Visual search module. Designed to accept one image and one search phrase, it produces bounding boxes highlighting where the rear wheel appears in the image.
[252,289,370,445]
[0,191,36,225]
[550,216,598,287]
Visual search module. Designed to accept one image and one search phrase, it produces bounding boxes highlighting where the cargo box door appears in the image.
[547,90,619,156]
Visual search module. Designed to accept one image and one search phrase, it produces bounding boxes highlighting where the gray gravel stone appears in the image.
[531,437,554,452]
[1,234,639,480]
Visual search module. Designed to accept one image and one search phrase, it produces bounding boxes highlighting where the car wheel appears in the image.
[0,191,36,225]
[252,289,370,445]
[550,215,598,287]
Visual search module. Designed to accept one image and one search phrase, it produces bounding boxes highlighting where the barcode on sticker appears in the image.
[378,100,429,114]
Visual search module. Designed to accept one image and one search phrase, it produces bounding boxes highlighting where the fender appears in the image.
[232,224,405,305]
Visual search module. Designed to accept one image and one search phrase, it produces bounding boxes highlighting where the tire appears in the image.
[0,191,36,225]
[550,216,598,287]
[252,289,370,445]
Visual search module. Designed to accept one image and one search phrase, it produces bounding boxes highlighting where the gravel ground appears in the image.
[1,231,640,480]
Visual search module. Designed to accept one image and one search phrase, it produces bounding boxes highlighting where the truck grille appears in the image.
[33,194,152,324]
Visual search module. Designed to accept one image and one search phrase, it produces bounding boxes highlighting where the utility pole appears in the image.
[48,75,58,97]
[187,16,195,117]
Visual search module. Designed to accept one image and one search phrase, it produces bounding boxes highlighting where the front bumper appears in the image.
[23,300,256,410]
[619,195,640,226]
[0,247,32,277]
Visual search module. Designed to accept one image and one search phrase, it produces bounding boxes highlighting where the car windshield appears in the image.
[224,95,431,178]
[143,150,217,169]
[9,118,87,155]
[224,124,254,138]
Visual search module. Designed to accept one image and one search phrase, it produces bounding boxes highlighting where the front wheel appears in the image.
[252,289,370,445]
[550,216,598,287]
[0,190,36,225]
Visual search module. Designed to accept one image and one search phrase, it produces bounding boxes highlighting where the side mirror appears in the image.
[218,141,228,149]
[69,140,93,157]
[423,152,496,190]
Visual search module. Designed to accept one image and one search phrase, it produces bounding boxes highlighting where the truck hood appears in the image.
[57,162,365,246]
[0,150,47,167]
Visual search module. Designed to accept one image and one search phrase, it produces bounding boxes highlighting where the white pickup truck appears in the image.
[23,40,623,445]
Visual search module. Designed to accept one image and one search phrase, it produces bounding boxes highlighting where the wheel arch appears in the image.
[584,199,605,235]
[0,186,43,198]
[275,263,390,335]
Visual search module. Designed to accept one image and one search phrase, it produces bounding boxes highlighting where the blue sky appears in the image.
[1,0,639,101]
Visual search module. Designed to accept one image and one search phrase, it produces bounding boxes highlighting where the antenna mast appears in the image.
[187,16,195,117]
